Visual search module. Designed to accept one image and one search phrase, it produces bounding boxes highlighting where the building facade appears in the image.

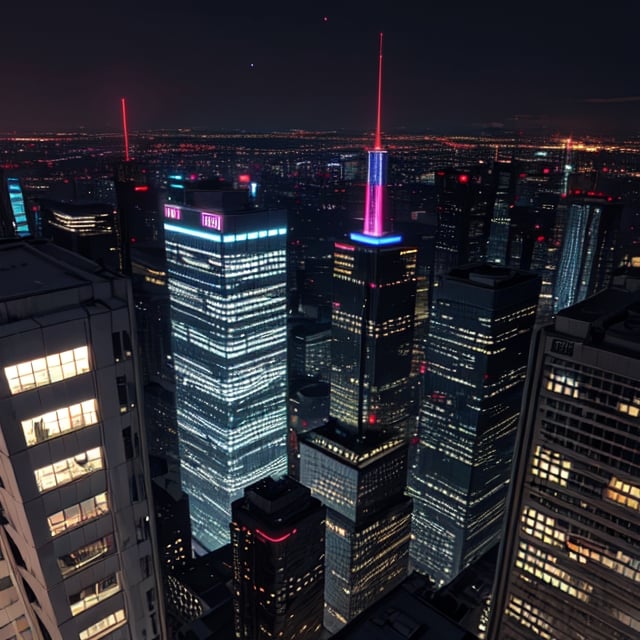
[554,193,622,313]
[299,423,413,633]
[0,239,165,640]
[408,264,540,586]
[488,286,640,640]
[163,187,288,551]
[231,475,325,640]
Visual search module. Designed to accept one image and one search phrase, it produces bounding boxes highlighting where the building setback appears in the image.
[0,239,165,639]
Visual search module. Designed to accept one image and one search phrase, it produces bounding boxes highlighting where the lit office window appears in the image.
[70,573,120,616]
[4,346,90,394]
[21,399,98,446]
[58,533,115,577]
[34,447,103,493]
[78,608,126,640]
[47,492,109,537]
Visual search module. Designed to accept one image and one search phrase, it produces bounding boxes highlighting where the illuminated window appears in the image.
[604,476,640,511]
[4,346,90,394]
[70,573,120,617]
[47,492,108,537]
[58,534,115,577]
[78,608,126,640]
[21,399,98,446]
[531,445,571,487]
[34,447,103,493]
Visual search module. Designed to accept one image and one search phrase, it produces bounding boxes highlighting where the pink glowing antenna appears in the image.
[374,32,383,150]
[121,97,130,162]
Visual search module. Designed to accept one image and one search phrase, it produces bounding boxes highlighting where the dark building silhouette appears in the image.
[433,166,492,286]
[408,264,540,586]
[231,476,325,640]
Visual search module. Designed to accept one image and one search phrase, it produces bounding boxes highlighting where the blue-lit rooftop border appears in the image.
[165,222,287,243]
[349,231,403,247]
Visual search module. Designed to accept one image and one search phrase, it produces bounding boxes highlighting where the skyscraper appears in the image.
[488,284,640,640]
[164,181,288,551]
[300,423,413,633]
[432,166,492,286]
[554,192,623,313]
[408,264,540,586]
[299,34,416,632]
[0,239,165,640]
[231,475,325,640]
[0,169,31,238]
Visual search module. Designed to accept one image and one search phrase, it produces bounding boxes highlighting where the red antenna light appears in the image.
[121,97,130,162]
[374,32,383,151]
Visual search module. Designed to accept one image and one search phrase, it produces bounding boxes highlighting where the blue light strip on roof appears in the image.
[165,222,287,244]
[349,231,402,246]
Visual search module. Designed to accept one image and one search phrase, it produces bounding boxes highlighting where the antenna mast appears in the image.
[121,97,130,162]
[374,32,383,150]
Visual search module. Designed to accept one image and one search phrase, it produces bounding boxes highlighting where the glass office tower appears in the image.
[489,284,640,640]
[408,264,540,586]
[164,191,288,551]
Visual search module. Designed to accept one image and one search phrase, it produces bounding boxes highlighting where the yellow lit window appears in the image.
[4,346,90,394]
[22,399,98,446]
[47,492,108,537]
[70,573,120,616]
[34,447,103,492]
[79,609,126,640]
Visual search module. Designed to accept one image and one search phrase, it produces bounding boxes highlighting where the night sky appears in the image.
[3,1,640,136]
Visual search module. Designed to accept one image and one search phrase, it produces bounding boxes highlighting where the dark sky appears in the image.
[3,1,640,136]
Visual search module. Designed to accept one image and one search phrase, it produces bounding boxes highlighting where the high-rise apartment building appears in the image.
[488,284,640,640]
[164,181,288,551]
[554,192,623,313]
[0,239,165,640]
[408,264,540,586]
[299,35,416,633]
[230,475,325,640]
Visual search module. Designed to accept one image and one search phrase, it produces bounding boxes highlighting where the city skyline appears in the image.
[3,2,640,137]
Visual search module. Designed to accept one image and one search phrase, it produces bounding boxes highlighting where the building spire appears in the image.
[374,32,383,151]
[121,97,130,162]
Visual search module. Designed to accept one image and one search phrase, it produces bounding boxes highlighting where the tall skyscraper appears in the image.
[408,264,540,586]
[164,181,288,551]
[488,284,640,640]
[230,475,325,640]
[554,192,623,313]
[0,239,165,640]
[432,166,492,286]
[299,34,416,633]
[300,423,413,633]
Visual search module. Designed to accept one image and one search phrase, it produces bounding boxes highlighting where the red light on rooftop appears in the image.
[458,174,469,184]
[368,414,377,425]
[410,436,420,445]
[519,173,527,178]
[134,185,149,192]
[543,168,550,175]
[536,235,545,242]
[238,174,251,183]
